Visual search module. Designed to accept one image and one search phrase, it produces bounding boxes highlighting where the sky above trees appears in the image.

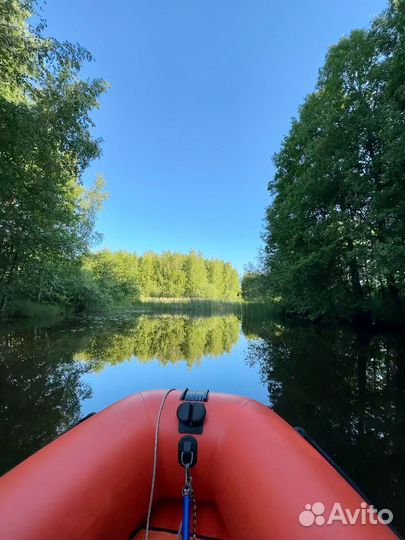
[41,0,386,273]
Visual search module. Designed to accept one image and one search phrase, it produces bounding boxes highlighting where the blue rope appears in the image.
[182,493,191,540]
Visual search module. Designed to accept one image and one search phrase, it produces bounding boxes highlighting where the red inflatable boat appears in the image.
[0,390,398,540]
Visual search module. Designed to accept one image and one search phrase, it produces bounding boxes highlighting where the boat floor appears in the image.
[133,498,228,540]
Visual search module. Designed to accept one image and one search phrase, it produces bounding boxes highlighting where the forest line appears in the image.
[79,250,241,310]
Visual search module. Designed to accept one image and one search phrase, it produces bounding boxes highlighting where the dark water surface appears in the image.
[0,313,403,534]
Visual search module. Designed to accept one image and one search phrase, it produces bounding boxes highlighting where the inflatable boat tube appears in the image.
[0,390,398,540]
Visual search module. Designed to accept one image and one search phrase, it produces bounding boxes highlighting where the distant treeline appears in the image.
[82,250,241,308]
[243,2,404,326]
[5,247,241,316]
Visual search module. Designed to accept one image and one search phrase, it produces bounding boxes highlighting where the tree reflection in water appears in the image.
[0,326,92,474]
[244,318,404,535]
[0,314,240,476]
[75,314,240,368]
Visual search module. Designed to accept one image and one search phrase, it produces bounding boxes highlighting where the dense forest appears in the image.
[7,248,240,315]
[0,1,240,318]
[244,1,404,326]
[83,250,240,308]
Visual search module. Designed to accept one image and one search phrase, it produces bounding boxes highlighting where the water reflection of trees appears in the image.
[244,318,404,534]
[0,314,240,475]
[0,327,92,474]
[76,315,240,368]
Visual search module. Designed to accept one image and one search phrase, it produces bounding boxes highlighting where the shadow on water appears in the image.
[243,316,404,535]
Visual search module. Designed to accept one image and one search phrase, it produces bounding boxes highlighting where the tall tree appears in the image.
[0,0,108,313]
[262,0,404,323]
[184,251,209,298]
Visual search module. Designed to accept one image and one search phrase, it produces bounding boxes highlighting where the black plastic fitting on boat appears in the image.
[178,435,198,468]
[177,401,206,434]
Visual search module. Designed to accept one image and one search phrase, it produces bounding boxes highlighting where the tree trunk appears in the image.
[346,238,364,300]
[386,273,404,319]
[0,292,8,317]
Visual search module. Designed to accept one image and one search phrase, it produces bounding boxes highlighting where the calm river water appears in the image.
[0,313,403,534]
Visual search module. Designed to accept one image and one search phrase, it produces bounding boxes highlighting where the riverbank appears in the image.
[4,297,402,334]
[137,298,242,315]
[1,298,244,324]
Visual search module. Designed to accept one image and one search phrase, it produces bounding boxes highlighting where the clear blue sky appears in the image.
[43,0,386,274]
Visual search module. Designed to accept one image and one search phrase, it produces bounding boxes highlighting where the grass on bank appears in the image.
[136,298,243,315]
[6,301,69,320]
[3,297,285,324]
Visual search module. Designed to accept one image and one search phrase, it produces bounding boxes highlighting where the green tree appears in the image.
[262,0,404,323]
[0,0,108,314]
[80,250,240,307]
[85,250,140,306]
[137,251,158,297]
[154,252,186,297]
[206,259,224,299]
[221,262,240,300]
[184,251,209,298]
[241,271,267,302]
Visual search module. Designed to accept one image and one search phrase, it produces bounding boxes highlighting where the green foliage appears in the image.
[84,249,241,309]
[139,298,241,316]
[140,250,240,300]
[0,0,108,315]
[6,300,67,319]
[130,250,241,300]
[241,271,268,302]
[184,251,209,297]
[84,251,141,308]
[261,1,404,324]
